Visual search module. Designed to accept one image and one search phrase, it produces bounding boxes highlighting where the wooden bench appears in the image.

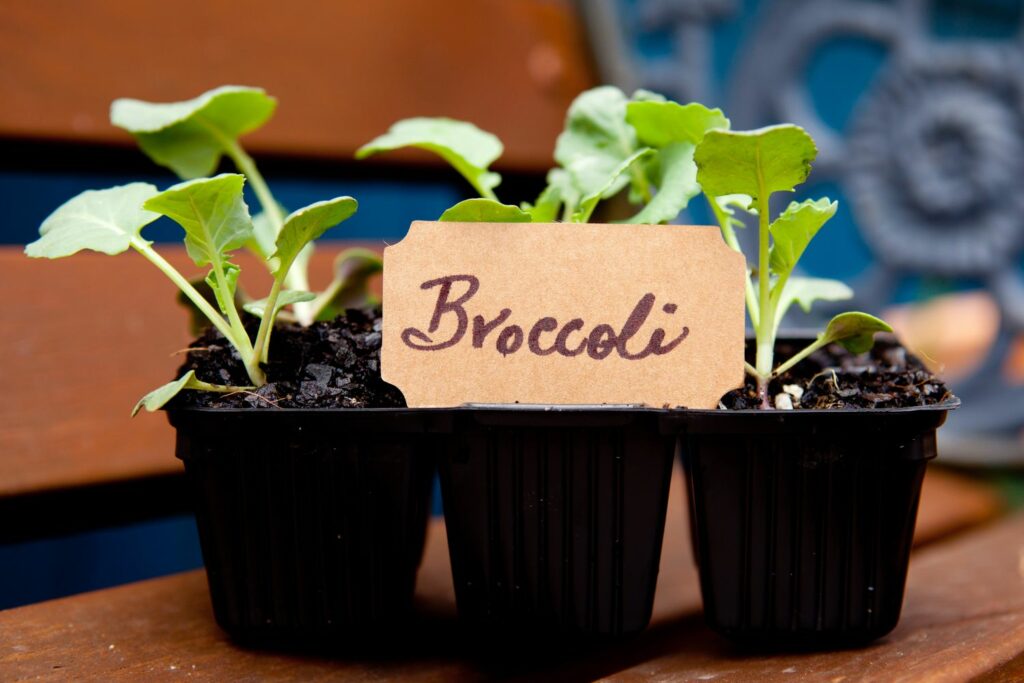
[1,465,1020,681]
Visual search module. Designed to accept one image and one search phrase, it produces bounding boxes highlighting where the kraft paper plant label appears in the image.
[383,222,746,408]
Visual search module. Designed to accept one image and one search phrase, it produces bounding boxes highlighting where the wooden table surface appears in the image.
[1,464,1019,682]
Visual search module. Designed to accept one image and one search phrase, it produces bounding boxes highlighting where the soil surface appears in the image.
[721,336,955,410]
[170,308,406,409]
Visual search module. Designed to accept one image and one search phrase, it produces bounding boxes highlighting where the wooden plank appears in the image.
[0,0,594,170]
[603,515,1024,683]
[0,245,380,501]
[0,471,700,681]
[1,469,1022,681]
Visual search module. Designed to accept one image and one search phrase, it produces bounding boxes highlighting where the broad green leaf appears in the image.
[143,174,253,268]
[313,248,384,321]
[624,100,727,223]
[695,124,817,200]
[356,118,502,197]
[111,85,276,179]
[243,290,315,320]
[574,148,655,223]
[25,183,160,258]
[439,198,531,222]
[626,100,729,148]
[773,276,853,335]
[627,142,699,224]
[554,86,639,201]
[768,198,837,277]
[821,312,892,354]
[133,371,199,416]
[206,262,240,316]
[177,276,250,335]
[273,197,357,276]
[522,182,563,222]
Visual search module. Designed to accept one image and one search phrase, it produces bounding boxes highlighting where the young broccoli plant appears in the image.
[694,125,892,408]
[356,86,729,225]
[111,85,375,325]
[25,174,356,414]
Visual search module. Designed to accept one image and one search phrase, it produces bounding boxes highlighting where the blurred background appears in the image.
[1,0,1021,608]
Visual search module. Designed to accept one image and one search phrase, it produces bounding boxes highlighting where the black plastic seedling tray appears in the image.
[436,405,676,641]
[169,408,446,647]
[664,398,959,648]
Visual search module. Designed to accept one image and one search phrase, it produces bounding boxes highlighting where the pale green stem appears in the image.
[754,164,774,407]
[308,276,342,320]
[216,131,314,324]
[190,379,256,393]
[251,273,287,371]
[707,197,760,328]
[130,238,265,386]
[771,336,828,378]
[182,194,255,359]
[744,361,759,378]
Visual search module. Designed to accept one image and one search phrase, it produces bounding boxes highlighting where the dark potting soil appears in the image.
[720,336,955,410]
[170,308,406,409]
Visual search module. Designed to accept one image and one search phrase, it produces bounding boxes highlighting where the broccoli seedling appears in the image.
[694,125,891,407]
[359,88,890,409]
[111,86,380,325]
[356,86,728,225]
[26,116,358,413]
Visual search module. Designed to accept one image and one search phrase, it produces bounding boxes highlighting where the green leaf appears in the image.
[131,370,250,416]
[627,142,699,224]
[554,86,639,202]
[143,174,253,268]
[111,85,276,179]
[522,182,563,222]
[694,124,817,200]
[25,183,160,258]
[821,312,893,354]
[356,118,502,197]
[439,198,531,222]
[273,197,357,276]
[773,276,853,335]
[243,290,315,320]
[626,100,729,148]
[768,198,837,277]
[573,148,655,223]
[620,101,728,224]
[313,248,384,321]
[542,169,581,219]
[206,262,240,316]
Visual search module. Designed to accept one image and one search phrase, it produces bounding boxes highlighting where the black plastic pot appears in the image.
[436,406,675,640]
[671,398,958,648]
[169,408,443,646]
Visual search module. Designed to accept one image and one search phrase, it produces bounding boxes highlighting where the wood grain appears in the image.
[1,469,1021,681]
[0,245,381,500]
[0,0,594,171]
